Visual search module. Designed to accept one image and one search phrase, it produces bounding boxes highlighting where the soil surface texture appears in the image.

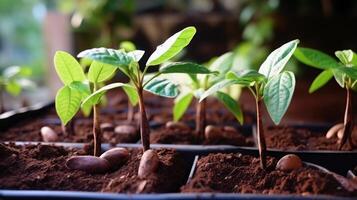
[181,153,357,197]
[0,143,189,193]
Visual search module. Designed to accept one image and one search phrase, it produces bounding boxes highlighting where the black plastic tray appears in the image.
[0,143,355,200]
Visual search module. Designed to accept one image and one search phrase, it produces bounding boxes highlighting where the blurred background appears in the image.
[0,0,356,124]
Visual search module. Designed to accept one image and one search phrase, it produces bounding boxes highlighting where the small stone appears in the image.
[165,121,190,130]
[100,147,129,169]
[138,149,159,178]
[114,125,137,136]
[100,123,114,132]
[40,126,58,142]
[326,123,344,139]
[66,156,110,174]
[276,154,303,172]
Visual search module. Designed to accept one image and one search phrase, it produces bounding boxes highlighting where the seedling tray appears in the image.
[0,143,354,200]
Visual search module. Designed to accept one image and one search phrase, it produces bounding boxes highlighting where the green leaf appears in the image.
[294,47,342,70]
[209,52,234,74]
[160,62,213,74]
[264,71,296,125]
[216,91,243,124]
[200,79,237,101]
[144,78,179,98]
[259,39,299,78]
[54,51,86,85]
[226,70,265,86]
[146,26,196,66]
[332,68,345,88]
[77,48,133,66]
[68,81,91,97]
[127,50,145,62]
[352,52,357,67]
[335,66,357,80]
[173,92,193,122]
[309,70,334,93]
[82,82,133,106]
[87,61,117,83]
[120,41,136,52]
[5,81,21,96]
[122,84,139,106]
[81,100,92,117]
[335,50,354,65]
[3,66,32,79]
[55,85,82,125]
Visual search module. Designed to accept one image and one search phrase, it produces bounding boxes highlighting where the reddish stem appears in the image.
[138,88,150,151]
[339,87,354,150]
[93,104,102,156]
[195,99,206,139]
[127,101,134,122]
[256,99,267,169]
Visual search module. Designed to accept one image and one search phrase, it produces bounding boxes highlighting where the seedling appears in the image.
[54,51,119,156]
[171,52,243,139]
[79,26,214,154]
[0,66,35,113]
[294,48,357,149]
[201,40,299,169]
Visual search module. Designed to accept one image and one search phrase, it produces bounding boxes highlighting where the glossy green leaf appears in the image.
[332,69,345,88]
[335,66,357,80]
[146,26,196,66]
[160,62,213,74]
[294,47,342,70]
[173,92,193,122]
[144,78,179,98]
[81,100,92,117]
[127,50,145,62]
[209,52,234,74]
[200,79,237,101]
[55,85,82,125]
[309,70,334,93]
[264,71,296,125]
[82,82,133,106]
[87,61,117,83]
[259,39,299,78]
[216,91,243,124]
[120,41,136,52]
[77,48,133,66]
[335,50,354,65]
[54,51,86,85]
[123,84,139,106]
[68,81,91,97]
[226,71,265,86]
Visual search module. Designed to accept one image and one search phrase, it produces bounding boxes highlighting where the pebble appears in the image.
[276,154,303,172]
[138,149,159,178]
[165,121,190,130]
[100,123,114,132]
[40,126,58,142]
[100,147,129,169]
[66,155,110,174]
[114,125,137,136]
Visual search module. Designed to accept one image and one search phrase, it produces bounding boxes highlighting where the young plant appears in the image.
[79,26,214,153]
[171,52,243,139]
[294,48,357,149]
[54,51,119,156]
[0,66,35,113]
[201,40,299,169]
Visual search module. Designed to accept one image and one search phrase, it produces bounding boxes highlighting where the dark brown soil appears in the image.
[0,143,189,193]
[265,126,357,151]
[150,126,254,146]
[181,153,357,197]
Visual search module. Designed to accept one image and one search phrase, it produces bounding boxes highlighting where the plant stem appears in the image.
[195,99,206,140]
[93,83,101,156]
[0,89,4,114]
[138,88,150,151]
[255,98,267,169]
[62,120,74,136]
[127,101,134,122]
[339,87,354,150]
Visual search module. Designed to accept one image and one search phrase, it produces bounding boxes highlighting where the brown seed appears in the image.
[204,125,221,140]
[100,123,114,132]
[114,125,137,136]
[223,126,238,133]
[100,147,129,169]
[66,156,110,174]
[165,121,190,130]
[40,126,58,142]
[326,123,344,139]
[276,154,303,172]
[138,149,159,178]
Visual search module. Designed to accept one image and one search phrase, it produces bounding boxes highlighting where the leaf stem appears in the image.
[195,98,206,140]
[142,72,161,88]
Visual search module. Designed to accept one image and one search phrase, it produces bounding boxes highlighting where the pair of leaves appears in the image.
[294,47,357,92]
